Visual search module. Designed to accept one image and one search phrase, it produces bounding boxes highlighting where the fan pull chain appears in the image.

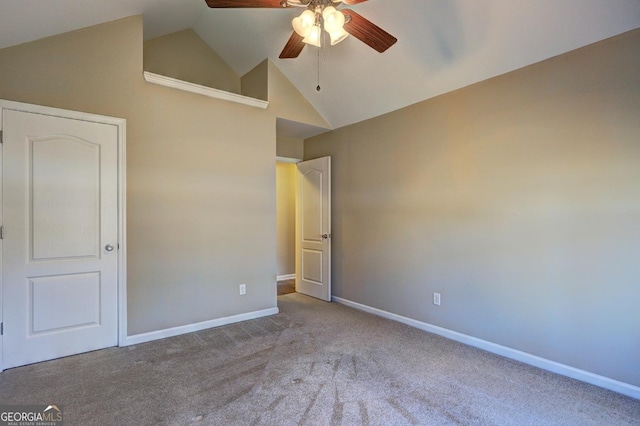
[317,24,330,92]
[316,46,321,92]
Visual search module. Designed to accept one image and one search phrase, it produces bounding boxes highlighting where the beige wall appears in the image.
[276,163,296,277]
[266,61,330,129]
[276,136,304,159]
[0,16,277,335]
[241,59,268,101]
[305,29,640,387]
[242,59,331,131]
[144,29,240,94]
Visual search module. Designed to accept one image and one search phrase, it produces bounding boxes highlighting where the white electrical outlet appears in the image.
[239,284,246,295]
[433,292,441,306]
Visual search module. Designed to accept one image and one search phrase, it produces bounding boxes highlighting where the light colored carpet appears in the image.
[0,293,638,425]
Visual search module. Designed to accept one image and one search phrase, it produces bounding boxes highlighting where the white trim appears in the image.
[333,296,640,400]
[0,112,3,373]
[0,100,126,126]
[0,99,127,370]
[277,274,295,281]
[276,156,302,164]
[117,120,128,347]
[143,72,269,109]
[121,307,280,346]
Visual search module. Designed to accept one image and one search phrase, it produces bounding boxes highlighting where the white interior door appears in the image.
[2,108,119,369]
[296,156,331,301]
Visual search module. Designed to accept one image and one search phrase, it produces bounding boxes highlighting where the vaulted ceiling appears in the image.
[1,0,639,132]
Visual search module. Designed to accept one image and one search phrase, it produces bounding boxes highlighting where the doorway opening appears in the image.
[275,156,332,301]
[276,160,298,296]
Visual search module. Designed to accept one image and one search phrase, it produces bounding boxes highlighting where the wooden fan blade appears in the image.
[205,0,285,8]
[341,0,368,4]
[342,9,397,53]
[280,32,306,58]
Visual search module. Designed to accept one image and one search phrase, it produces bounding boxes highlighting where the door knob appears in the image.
[105,244,115,252]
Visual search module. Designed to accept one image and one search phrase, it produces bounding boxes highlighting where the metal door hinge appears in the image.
[0,225,3,240]
[0,130,3,143]
[1,323,3,336]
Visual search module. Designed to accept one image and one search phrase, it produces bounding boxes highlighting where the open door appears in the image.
[295,157,331,301]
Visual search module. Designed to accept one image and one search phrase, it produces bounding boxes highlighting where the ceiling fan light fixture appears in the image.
[322,6,344,32]
[328,28,349,45]
[321,6,347,45]
[292,9,315,37]
[302,24,322,47]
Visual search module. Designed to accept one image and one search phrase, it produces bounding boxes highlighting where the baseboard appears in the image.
[121,307,279,347]
[277,274,295,281]
[332,296,640,400]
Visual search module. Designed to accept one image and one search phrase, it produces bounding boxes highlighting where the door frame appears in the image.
[0,99,127,372]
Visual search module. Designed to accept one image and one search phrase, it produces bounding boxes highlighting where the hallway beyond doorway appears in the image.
[277,279,295,296]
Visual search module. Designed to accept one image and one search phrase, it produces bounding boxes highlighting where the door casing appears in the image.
[0,99,127,372]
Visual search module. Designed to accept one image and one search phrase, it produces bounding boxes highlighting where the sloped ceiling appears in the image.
[1,0,639,134]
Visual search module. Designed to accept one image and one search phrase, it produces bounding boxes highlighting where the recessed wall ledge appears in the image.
[143,71,269,109]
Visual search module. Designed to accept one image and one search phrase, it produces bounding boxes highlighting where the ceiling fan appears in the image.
[204,0,398,59]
